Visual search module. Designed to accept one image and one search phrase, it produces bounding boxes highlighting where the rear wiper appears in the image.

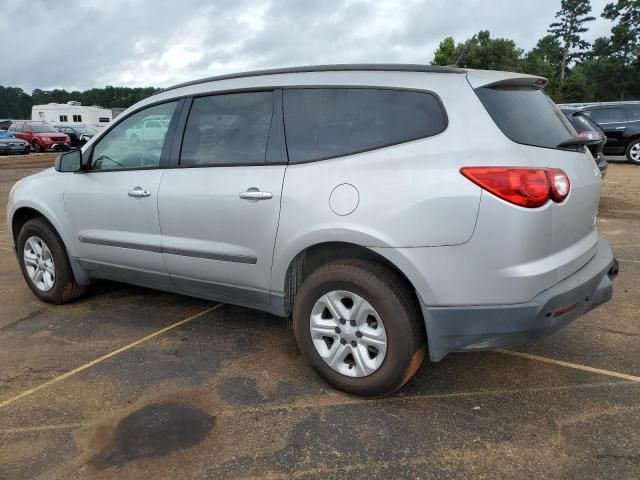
[557,137,599,149]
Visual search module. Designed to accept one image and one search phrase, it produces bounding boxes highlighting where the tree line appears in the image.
[0,86,160,119]
[432,0,639,102]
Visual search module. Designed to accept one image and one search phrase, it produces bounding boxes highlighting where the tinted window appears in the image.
[626,104,640,121]
[587,108,625,123]
[476,87,576,149]
[91,101,177,170]
[31,123,59,133]
[180,91,274,167]
[283,88,446,163]
[567,112,599,133]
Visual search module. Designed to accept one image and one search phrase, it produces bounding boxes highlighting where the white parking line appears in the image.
[618,259,640,263]
[0,304,223,409]
[497,349,640,383]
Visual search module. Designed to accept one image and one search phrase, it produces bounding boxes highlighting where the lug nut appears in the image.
[350,320,357,327]
[351,341,357,347]
[355,331,363,338]
[339,318,346,325]
[335,327,341,334]
[340,338,347,345]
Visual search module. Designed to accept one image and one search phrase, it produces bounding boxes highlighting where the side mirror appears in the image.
[54,150,82,172]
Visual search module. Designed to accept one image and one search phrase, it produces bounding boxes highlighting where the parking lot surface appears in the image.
[1,154,639,479]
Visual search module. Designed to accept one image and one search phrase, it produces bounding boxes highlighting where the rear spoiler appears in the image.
[465,69,548,89]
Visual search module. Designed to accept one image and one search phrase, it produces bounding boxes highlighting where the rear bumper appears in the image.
[421,238,618,361]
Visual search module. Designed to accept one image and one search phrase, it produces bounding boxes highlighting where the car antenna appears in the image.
[448,34,476,68]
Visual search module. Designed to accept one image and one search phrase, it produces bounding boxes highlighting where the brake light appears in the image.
[460,167,570,208]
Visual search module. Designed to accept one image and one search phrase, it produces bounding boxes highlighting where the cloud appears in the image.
[0,0,614,91]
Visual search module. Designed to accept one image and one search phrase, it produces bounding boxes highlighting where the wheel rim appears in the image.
[23,236,56,292]
[630,143,640,162]
[310,290,387,378]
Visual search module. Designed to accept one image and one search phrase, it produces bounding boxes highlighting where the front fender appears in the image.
[7,169,73,251]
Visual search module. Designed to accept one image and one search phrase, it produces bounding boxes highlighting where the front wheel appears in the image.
[17,218,87,304]
[293,259,426,397]
[626,139,640,165]
[31,140,42,153]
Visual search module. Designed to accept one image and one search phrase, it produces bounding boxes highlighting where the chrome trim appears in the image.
[78,236,163,253]
[163,247,257,264]
[78,236,257,264]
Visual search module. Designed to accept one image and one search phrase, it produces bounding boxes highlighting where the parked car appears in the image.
[562,101,640,164]
[8,121,71,152]
[7,65,618,396]
[125,117,169,144]
[54,125,97,148]
[0,130,30,155]
[560,107,608,177]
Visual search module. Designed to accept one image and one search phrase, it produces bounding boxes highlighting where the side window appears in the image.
[91,101,177,171]
[627,105,640,121]
[73,114,83,122]
[180,91,274,167]
[283,88,447,163]
[589,108,625,123]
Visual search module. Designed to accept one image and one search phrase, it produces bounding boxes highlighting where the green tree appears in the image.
[521,35,564,99]
[0,87,32,118]
[431,31,522,71]
[547,0,595,98]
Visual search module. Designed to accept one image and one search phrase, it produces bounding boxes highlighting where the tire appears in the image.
[293,259,426,397]
[31,140,42,153]
[625,139,640,165]
[17,218,87,304]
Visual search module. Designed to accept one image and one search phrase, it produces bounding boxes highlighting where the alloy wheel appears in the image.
[23,236,56,292]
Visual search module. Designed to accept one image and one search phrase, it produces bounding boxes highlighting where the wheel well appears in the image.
[11,207,46,244]
[626,134,640,148]
[283,241,421,317]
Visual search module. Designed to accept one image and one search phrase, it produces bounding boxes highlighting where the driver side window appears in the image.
[91,101,177,170]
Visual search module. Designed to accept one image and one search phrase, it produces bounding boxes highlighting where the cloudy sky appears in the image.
[1,0,614,92]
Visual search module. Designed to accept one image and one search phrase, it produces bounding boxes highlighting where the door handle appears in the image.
[239,188,273,201]
[128,187,151,198]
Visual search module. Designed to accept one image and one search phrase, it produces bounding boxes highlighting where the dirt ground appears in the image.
[0,154,639,479]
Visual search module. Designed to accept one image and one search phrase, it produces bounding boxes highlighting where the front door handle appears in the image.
[239,188,273,201]
[128,187,151,198]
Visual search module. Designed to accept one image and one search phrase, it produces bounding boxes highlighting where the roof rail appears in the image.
[161,64,465,93]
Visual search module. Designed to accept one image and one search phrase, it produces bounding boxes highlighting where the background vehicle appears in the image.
[561,101,640,164]
[8,121,70,152]
[0,130,29,155]
[560,107,608,177]
[8,65,617,397]
[54,124,97,148]
[125,116,169,144]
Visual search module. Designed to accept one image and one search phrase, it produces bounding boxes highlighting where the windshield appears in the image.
[31,123,60,133]
[475,86,578,150]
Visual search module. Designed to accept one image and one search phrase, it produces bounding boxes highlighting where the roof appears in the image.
[162,63,465,93]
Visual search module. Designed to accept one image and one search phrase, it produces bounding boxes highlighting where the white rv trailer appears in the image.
[31,101,112,129]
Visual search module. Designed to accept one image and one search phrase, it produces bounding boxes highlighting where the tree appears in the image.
[547,0,595,99]
[521,35,564,99]
[0,87,32,118]
[431,31,522,71]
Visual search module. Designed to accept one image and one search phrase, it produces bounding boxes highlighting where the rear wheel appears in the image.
[626,139,640,165]
[17,218,87,304]
[293,259,426,397]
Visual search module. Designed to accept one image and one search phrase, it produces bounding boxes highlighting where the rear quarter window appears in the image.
[283,88,447,163]
[586,108,626,123]
[475,87,576,150]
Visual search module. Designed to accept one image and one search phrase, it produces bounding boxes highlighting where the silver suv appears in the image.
[7,65,618,396]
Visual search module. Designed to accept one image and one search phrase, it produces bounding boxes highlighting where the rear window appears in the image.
[283,88,447,163]
[570,112,600,133]
[476,87,576,150]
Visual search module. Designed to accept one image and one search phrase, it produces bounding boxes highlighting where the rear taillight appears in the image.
[460,167,570,208]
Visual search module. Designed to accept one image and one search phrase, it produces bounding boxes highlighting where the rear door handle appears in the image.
[239,188,273,201]
[128,187,151,198]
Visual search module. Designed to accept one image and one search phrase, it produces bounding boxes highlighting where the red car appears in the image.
[8,121,71,152]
